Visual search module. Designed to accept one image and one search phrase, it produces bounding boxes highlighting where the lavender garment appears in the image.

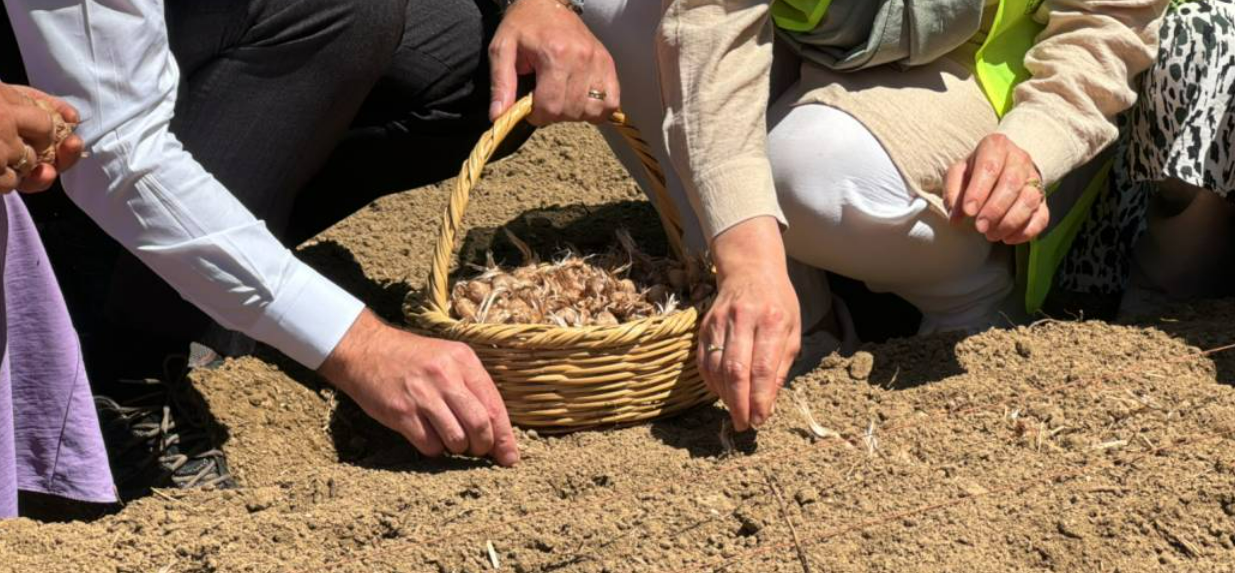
[0,192,114,517]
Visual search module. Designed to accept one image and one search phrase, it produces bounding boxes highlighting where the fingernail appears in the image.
[975,219,988,233]
[965,201,978,216]
[489,101,502,119]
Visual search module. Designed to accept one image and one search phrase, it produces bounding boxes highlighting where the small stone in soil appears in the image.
[733,508,764,537]
[849,351,875,380]
[794,488,819,506]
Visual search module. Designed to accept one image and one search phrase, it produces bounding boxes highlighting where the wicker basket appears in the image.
[406,95,714,432]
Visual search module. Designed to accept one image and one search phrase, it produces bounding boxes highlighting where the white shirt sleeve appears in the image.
[4,0,366,369]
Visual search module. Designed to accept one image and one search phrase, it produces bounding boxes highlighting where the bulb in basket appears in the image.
[449,229,714,327]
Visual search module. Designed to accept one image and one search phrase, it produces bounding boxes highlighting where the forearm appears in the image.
[994,0,1168,185]
[7,0,364,368]
[657,0,785,242]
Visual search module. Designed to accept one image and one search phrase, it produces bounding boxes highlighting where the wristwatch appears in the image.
[497,0,584,15]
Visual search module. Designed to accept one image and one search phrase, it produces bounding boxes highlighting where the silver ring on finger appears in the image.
[705,343,725,354]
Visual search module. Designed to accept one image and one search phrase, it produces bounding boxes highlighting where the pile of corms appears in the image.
[449,229,713,327]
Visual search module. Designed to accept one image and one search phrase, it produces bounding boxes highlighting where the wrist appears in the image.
[710,216,787,279]
[318,309,384,393]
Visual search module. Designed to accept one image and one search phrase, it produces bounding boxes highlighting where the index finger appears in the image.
[960,139,1008,218]
[600,54,620,118]
[488,37,519,122]
[461,354,520,466]
[10,104,54,152]
[944,161,968,224]
[11,87,79,124]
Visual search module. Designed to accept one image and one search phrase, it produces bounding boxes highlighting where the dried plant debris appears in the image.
[449,229,713,327]
[37,99,75,163]
[18,98,76,175]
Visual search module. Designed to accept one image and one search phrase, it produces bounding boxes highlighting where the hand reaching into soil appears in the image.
[0,82,83,193]
[700,217,802,432]
[944,133,1050,245]
[319,310,520,466]
[489,0,620,125]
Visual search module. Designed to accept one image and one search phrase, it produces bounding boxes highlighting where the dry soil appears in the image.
[3,124,1235,573]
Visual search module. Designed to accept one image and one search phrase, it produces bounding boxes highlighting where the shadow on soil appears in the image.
[287,200,687,470]
[1118,298,1235,387]
[862,331,969,391]
[1042,289,1235,386]
[299,240,412,324]
[648,402,759,459]
[805,273,968,390]
[454,200,672,271]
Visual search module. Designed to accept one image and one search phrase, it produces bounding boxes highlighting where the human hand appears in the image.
[0,83,83,193]
[700,217,801,432]
[319,310,519,466]
[488,0,620,125]
[944,133,1050,245]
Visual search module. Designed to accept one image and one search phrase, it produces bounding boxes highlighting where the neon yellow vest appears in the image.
[771,0,1046,105]
[976,0,1107,315]
[773,0,1102,314]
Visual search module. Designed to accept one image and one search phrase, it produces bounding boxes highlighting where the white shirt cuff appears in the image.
[248,265,365,369]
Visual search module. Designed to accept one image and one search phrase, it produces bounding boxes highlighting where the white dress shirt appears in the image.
[4,0,366,369]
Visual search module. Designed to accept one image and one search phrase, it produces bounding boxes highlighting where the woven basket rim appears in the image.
[418,305,700,349]
[411,95,705,347]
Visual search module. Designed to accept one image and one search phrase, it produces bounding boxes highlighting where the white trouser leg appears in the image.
[768,98,1016,333]
[582,0,707,253]
[583,0,797,254]
[582,0,833,330]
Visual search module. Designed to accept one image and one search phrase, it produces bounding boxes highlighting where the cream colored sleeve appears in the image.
[656,0,786,241]
[995,0,1168,185]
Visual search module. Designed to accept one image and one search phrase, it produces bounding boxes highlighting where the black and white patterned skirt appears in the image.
[1056,0,1235,297]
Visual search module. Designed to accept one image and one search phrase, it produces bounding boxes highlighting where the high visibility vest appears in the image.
[771,0,1045,112]
[773,0,1101,314]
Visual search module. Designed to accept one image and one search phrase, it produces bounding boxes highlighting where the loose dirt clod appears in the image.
[848,351,875,381]
[449,229,712,327]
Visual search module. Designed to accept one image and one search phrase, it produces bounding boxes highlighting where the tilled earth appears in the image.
[3,124,1235,572]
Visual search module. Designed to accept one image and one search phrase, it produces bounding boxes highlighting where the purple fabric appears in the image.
[0,192,114,518]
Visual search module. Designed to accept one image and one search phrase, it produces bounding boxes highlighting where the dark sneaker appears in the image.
[94,360,236,496]
[187,342,227,371]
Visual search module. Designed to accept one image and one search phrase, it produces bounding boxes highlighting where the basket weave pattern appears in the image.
[406,96,714,431]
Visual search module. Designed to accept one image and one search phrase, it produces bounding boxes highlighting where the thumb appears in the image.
[488,38,518,122]
[944,161,968,224]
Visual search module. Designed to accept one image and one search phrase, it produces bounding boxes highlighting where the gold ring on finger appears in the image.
[11,148,31,174]
[705,343,725,353]
[587,88,607,101]
[1026,179,1046,203]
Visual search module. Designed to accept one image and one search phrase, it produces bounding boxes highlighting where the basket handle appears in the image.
[425,94,688,316]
